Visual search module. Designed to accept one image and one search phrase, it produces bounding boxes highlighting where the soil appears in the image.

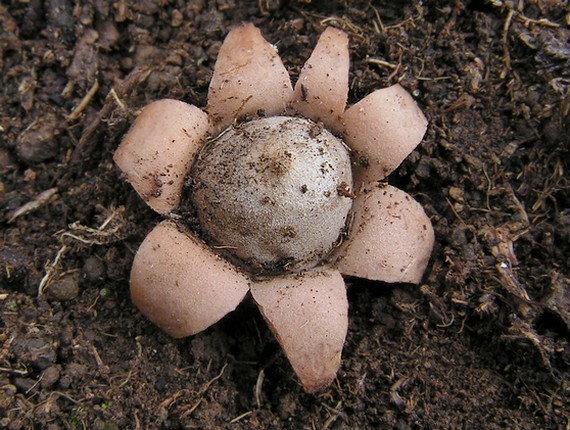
[1,0,569,429]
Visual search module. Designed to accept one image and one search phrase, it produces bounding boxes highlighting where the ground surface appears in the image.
[1,0,569,429]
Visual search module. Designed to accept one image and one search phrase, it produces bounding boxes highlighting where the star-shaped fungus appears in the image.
[113,24,434,393]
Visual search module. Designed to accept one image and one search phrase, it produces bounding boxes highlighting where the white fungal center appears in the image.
[191,116,353,274]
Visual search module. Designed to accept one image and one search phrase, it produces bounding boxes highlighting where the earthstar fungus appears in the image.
[114,24,434,392]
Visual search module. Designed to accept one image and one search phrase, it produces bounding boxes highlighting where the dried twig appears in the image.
[70,67,151,163]
[8,188,58,223]
[37,207,126,297]
[67,80,100,122]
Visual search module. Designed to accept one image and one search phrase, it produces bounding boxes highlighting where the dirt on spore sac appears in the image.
[1,0,569,429]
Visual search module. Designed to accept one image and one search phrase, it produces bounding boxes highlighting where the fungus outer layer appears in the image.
[130,220,250,338]
[207,23,293,132]
[113,23,435,394]
[341,84,428,186]
[113,99,209,216]
[290,27,349,132]
[334,184,435,283]
[250,269,347,393]
[191,116,353,274]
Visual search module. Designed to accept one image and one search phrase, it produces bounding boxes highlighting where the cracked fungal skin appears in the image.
[190,116,353,275]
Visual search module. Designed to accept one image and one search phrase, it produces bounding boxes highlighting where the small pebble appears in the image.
[0,148,13,174]
[0,384,16,410]
[14,377,37,393]
[16,118,59,163]
[47,272,80,301]
[64,362,88,382]
[415,156,432,179]
[41,366,60,389]
[94,420,120,430]
[171,9,184,27]
[277,392,297,419]
[449,186,464,202]
[11,337,56,370]
[0,181,5,208]
[83,256,106,284]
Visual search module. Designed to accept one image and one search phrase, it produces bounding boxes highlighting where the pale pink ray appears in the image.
[207,24,293,132]
[114,99,209,216]
[251,269,347,392]
[334,184,434,284]
[130,221,250,338]
[290,27,349,132]
[341,84,428,186]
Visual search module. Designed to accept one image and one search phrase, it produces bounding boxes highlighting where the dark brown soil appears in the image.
[1,1,569,429]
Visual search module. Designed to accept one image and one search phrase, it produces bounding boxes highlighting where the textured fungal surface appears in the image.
[113,99,210,216]
[207,23,294,132]
[191,116,353,274]
[3,2,568,428]
[129,220,250,338]
[107,23,434,394]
